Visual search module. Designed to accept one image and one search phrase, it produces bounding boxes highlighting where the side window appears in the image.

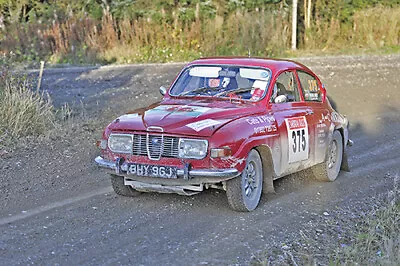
[297,71,322,102]
[270,71,300,103]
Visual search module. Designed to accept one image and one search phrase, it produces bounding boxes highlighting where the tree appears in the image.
[304,0,311,29]
[291,0,298,50]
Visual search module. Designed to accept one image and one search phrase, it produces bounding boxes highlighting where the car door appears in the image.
[269,70,317,177]
[296,70,330,164]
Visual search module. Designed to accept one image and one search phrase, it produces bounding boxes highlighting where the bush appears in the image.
[0,70,55,146]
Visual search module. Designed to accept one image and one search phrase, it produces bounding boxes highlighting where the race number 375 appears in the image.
[285,116,309,163]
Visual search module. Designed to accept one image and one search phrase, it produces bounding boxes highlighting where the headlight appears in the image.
[178,139,208,159]
[108,134,133,154]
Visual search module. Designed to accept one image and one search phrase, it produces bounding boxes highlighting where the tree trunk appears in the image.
[292,0,298,50]
[304,0,307,29]
[307,0,312,29]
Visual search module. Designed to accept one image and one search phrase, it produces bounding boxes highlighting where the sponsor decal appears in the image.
[186,119,221,132]
[250,88,264,101]
[285,116,309,163]
[246,115,275,125]
[146,105,212,117]
[253,125,277,134]
[261,71,269,78]
[319,113,330,123]
[208,78,220,88]
[119,113,139,119]
[250,80,268,101]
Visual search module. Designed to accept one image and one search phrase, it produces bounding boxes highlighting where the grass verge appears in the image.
[0,71,55,148]
[335,203,400,265]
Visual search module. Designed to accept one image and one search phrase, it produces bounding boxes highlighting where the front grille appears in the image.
[132,134,179,160]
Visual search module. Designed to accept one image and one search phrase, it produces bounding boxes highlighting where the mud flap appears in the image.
[341,149,350,172]
[263,175,275,194]
[260,158,275,194]
[257,146,276,195]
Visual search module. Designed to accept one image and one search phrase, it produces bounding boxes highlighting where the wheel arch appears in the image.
[254,145,276,194]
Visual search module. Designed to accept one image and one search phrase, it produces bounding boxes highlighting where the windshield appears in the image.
[169,65,271,101]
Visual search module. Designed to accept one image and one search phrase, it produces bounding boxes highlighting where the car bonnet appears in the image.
[107,99,260,137]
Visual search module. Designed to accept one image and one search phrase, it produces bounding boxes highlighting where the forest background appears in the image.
[0,0,399,65]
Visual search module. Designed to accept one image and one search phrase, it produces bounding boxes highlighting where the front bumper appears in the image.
[94,156,240,181]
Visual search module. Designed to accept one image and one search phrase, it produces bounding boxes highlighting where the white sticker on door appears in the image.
[285,116,309,163]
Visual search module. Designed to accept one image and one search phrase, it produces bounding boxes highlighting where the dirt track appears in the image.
[1,55,399,265]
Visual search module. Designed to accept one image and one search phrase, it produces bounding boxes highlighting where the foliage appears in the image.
[0,0,399,64]
[0,0,398,23]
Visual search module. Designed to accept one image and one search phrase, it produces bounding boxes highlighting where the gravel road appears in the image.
[1,55,399,265]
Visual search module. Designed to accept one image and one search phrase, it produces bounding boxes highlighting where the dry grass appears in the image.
[304,6,400,52]
[1,6,398,64]
[0,8,289,63]
[336,203,400,265]
[352,7,400,49]
[99,9,291,63]
[0,72,55,146]
[335,175,400,265]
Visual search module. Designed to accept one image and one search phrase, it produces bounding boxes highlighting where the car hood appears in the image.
[107,99,261,137]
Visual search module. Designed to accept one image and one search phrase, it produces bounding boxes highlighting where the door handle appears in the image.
[306,110,314,116]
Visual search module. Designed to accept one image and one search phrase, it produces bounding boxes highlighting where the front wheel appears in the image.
[312,130,343,182]
[226,150,263,212]
[110,174,141,197]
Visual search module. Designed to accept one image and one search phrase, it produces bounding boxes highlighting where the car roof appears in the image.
[187,57,312,74]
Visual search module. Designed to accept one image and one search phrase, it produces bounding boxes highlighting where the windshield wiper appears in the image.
[214,87,253,97]
[179,86,220,96]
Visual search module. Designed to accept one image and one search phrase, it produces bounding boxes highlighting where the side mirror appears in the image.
[320,84,327,102]
[159,86,167,96]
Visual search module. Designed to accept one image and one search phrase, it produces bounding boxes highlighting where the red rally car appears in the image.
[95,57,352,212]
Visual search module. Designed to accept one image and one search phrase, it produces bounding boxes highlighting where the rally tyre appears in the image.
[110,174,141,197]
[226,150,263,212]
[312,130,343,182]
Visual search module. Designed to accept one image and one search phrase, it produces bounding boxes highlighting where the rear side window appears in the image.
[298,71,322,102]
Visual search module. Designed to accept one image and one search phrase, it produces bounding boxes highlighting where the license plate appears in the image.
[127,163,177,179]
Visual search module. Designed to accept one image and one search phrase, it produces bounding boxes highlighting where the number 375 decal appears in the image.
[285,116,309,163]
